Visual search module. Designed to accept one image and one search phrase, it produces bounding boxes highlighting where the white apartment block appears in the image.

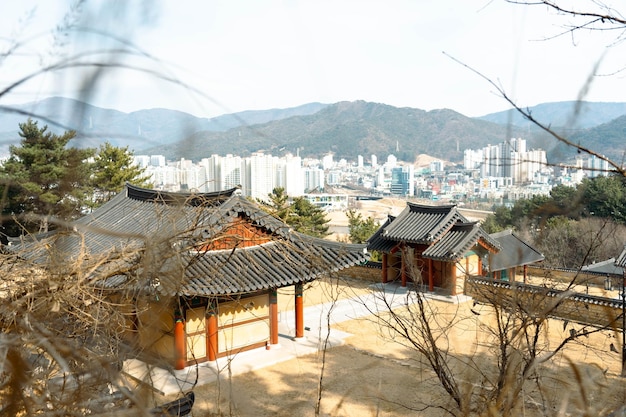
[586,155,610,178]
[322,153,334,170]
[466,139,547,185]
[304,168,324,192]
[134,155,151,168]
[283,154,304,196]
[245,153,279,201]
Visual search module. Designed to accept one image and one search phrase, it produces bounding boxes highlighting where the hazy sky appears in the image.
[1,1,625,118]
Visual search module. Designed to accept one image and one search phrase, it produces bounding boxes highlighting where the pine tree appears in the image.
[262,188,330,238]
[91,142,152,205]
[262,187,291,222]
[346,209,379,244]
[289,196,330,238]
[0,119,95,236]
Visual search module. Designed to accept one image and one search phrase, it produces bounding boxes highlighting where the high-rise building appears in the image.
[304,168,324,192]
[322,153,334,170]
[390,165,414,196]
[133,155,151,168]
[586,155,609,178]
[244,153,277,201]
[150,155,166,167]
[283,154,304,196]
[220,154,243,190]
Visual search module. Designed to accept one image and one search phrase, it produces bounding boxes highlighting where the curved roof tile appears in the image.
[10,184,368,296]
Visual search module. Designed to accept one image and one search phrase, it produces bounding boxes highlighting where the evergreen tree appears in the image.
[581,175,626,223]
[262,188,330,238]
[289,196,330,238]
[262,187,291,222]
[91,142,152,205]
[0,119,95,236]
[346,209,379,244]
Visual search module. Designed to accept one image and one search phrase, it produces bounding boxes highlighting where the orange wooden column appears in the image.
[295,282,304,338]
[174,311,186,370]
[382,253,388,283]
[269,289,279,345]
[428,258,434,292]
[207,302,218,361]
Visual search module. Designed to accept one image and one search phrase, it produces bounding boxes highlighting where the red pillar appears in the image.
[295,282,304,338]
[207,302,218,361]
[270,289,278,345]
[428,258,434,292]
[382,253,388,283]
[174,313,186,370]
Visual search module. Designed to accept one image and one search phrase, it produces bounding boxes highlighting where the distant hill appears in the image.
[562,115,626,162]
[0,97,328,156]
[478,101,626,129]
[1,97,625,165]
[147,101,525,163]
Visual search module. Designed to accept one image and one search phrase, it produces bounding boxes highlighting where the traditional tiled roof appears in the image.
[423,222,498,262]
[366,215,397,252]
[582,257,623,275]
[379,203,466,244]
[9,184,368,296]
[488,229,544,271]
[98,236,367,296]
[615,245,626,269]
[367,203,500,261]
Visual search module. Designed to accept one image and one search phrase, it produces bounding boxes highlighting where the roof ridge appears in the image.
[125,183,240,205]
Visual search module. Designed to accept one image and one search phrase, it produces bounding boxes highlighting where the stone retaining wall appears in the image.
[466,277,624,330]
[341,263,381,283]
[524,266,621,288]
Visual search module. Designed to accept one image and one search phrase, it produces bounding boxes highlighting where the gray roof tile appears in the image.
[367,203,500,261]
[9,184,368,296]
[488,229,544,271]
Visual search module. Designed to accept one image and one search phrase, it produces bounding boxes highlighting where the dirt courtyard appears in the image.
[173,277,626,416]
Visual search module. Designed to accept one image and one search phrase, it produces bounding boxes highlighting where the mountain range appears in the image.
[0,97,625,165]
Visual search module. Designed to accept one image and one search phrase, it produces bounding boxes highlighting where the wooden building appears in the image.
[367,203,500,295]
[10,184,368,370]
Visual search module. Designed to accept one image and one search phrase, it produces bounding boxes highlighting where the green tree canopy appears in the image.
[346,209,379,244]
[581,175,626,223]
[91,142,152,205]
[288,196,330,238]
[262,187,330,238]
[0,119,95,236]
[262,187,291,222]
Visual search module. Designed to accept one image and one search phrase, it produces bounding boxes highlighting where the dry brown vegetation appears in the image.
[190,277,626,416]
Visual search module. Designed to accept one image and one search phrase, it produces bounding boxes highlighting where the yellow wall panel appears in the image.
[218,319,269,352]
[218,294,269,326]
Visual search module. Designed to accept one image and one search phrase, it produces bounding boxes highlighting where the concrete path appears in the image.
[122,283,471,395]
